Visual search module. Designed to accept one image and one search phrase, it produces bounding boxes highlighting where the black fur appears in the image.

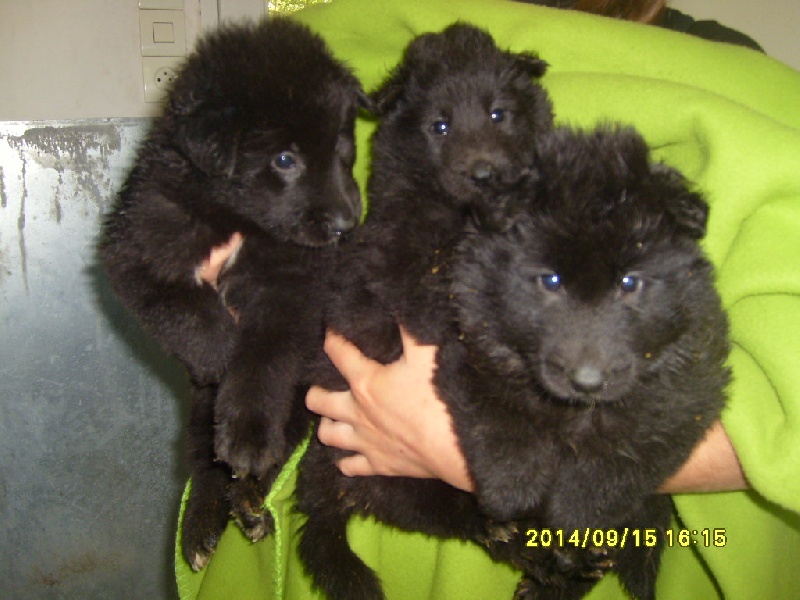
[99,18,367,570]
[297,121,730,599]
[435,125,731,598]
[294,23,554,600]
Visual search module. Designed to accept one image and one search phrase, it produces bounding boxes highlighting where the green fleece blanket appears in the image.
[176,1,800,598]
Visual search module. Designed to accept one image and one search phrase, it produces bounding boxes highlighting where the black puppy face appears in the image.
[224,86,364,247]
[372,23,553,231]
[454,126,715,405]
[167,18,366,247]
[420,78,533,222]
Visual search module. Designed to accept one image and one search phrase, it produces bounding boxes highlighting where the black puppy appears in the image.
[99,18,366,570]
[294,23,554,600]
[435,125,731,598]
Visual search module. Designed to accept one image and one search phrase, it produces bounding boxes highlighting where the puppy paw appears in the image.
[481,519,520,545]
[553,545,616,580]
[513,578,537,600]
[182,489,231,572]
[514,575,597,600]
[214,417,285,480]
[230,476,275,542]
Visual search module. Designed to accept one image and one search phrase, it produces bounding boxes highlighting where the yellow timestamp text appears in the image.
[526,528,727,549]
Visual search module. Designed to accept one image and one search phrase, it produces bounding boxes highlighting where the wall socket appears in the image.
[142,56,185,103]
[139,2,187,104]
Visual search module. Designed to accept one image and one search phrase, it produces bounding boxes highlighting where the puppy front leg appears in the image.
[546,455,663,532]
[436,342,554,521]
[101,231,239,384]
[215,312,316,540]
[213,338,301,481]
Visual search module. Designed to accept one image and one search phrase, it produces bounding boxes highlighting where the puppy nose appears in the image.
[469,160,495,183]
[570,364,605,393]
[328,212,358,236]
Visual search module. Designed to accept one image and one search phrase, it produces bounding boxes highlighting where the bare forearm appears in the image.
[306,332,749,497]
[659,420,748,494]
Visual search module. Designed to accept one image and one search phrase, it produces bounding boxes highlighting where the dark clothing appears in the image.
[516,2,764,52]
[658,8,764,52]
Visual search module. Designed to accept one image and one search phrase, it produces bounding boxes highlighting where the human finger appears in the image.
[196,231,244,286]
[305,386,356,422]
[316,416,361,452]
[336,453,377,477]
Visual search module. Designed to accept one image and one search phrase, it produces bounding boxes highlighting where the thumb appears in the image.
[323,330,378,383]
[397,325,438,371]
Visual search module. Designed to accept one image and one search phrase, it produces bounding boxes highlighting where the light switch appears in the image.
[152,21,175,44]
[140,10,186,57]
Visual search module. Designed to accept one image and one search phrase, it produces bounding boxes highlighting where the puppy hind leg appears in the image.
[182,466,232,571]
[514,576,599,600]
[614,496,672,600]
[181,384,234,571]
[615,545,662,600]
[481,524,607,600]
[298,515,384,600]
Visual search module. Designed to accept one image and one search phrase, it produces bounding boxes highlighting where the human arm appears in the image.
[659,419,747,493]
[197,234,749,495]
[307,330,749,495]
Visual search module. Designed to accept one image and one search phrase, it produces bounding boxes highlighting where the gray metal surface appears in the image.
[1,119,188,599]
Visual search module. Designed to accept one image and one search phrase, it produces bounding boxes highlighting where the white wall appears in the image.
[670,0,799,71]
[0,0,258,120]
[0,0,797,121]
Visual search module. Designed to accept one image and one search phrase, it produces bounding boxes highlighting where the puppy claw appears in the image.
[190,550,213,573]
[230,476,274,542]
[513,578,536,600]
[583,569,608,581]
[484,520,519,543]
[234,510,274,543]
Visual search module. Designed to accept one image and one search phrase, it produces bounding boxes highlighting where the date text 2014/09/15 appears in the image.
[525,528,728,549]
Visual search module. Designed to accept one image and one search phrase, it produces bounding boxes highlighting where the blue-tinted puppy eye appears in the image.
[432,120,450,136]
[620,275,642,294]
[490,109,506,123]
[540,273,562,292]
[273,152,296,170]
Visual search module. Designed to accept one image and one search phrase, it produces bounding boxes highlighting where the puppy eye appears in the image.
[620,275,643,294]
[431,120,450,136]
[539,273,562,292]
[490,109,506,123]
[272,152,297,170]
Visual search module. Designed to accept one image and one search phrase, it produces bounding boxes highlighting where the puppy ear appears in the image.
[511,51,549,79]
[653,165,709,239]
[170,93,241,178]
[370,29,444,115]
[357,87,378,116]
[668,187,709,239]
[369,66,410,116]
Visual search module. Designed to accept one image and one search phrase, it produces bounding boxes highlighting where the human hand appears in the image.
[306,328,474,492]
[195,232,244,288]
